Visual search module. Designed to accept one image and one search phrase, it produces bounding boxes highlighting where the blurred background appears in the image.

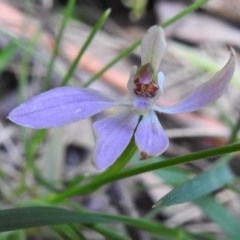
[0,0,240,239]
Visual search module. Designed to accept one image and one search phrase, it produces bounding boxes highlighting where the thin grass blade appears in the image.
[154,163,235,207]
[47,142,240,202]
[0,207,191,239]
[196,196,240,240]
[61,9,111,86]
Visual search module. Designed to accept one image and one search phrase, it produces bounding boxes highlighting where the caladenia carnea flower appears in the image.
[8,26,236,170]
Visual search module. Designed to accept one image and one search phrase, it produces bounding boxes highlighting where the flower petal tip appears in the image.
[7,108,39,129]
[135,111,169,158]
[7,87,118,129]
[95,160,112,171]
[154,47,236,114]
[226,45,236,72]
[94,111,139,171]
[141,25,166,73]
[227,45,236,56]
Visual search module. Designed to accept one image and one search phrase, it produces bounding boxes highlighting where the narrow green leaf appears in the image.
[154,167,190,186]
[54,225,86,240]
[84,40,140,87]
[154,163,235,207]
[161,0,208,28]
[0,207,111,232]
[47,142,240,202]
[148,160,240,239]
[61,9,111,86]
[147,161,240,240]
[196,196,240,240]
[151,172,240,239]
[0,207,191,239]
[145,167,190,220]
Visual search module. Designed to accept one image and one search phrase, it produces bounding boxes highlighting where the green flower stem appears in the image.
[47,142,240,203]
[84,40,140,87]
[84,0,208,86]
[100,138,137,176]
[61,9,111,86]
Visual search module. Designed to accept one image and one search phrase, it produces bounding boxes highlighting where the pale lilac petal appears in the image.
[8,87,118,128]
[141,26,166,73]
[135,111,169,159]
[153,48,235,114]
[94,111,139,170]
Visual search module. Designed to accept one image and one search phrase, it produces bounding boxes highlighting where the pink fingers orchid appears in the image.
[8,26,236,170]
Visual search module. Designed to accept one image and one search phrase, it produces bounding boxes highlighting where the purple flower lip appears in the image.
[8,26,236,170]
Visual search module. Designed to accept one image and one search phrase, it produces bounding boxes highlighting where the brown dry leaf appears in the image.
[155,1,240,47]
[205,0,240,24]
